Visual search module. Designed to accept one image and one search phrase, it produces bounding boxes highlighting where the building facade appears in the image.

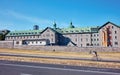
[5,22,120,47]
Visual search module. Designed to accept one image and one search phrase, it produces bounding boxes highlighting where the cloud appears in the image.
[0,10,72,30]
[3,10,53,25]
[0,21,15,30]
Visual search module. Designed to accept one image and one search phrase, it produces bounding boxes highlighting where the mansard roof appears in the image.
[6,27,58,36]
[7,21,119,36]
[6,29,42,36]
[58,27,92,34]
[6,27,99,36]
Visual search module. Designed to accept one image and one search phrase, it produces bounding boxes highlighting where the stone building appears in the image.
[5,21,120,47]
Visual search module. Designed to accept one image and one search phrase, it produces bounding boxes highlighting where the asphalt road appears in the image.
[0,60,120,75]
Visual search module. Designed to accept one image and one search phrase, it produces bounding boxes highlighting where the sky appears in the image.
[0,0,120,31]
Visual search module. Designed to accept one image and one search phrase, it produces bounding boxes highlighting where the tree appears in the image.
[0,34,4,40]
[0,30,10,40]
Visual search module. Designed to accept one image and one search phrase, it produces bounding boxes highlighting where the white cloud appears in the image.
[3,10,53,25]
[0,21,14,30]
[0,10,72,30]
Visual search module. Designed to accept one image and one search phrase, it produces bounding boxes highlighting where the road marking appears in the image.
[0,63,120,75]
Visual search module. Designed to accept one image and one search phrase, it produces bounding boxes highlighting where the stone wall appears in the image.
[14,45,120,52]
[0,41,14,48]
[0,41,120,52]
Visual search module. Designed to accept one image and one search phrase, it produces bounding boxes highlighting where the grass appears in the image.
[0,48,93,58]
[0,48,120,60]
[0,48,120,69]
[0,56,120,69]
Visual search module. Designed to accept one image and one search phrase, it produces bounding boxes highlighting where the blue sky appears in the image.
[0,0,120,31]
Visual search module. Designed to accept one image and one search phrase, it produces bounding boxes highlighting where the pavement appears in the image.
[0,60,120,75]
[0,53,120,63]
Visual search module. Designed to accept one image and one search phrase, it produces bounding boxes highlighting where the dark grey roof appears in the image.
[98,21,120,30]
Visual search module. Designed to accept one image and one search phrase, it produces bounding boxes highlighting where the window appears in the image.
[46,34,50,37]
[19,33,21,35]
[75,38,77,42]
[36,41,38,44]
[23,36,25,38]
[115,42,118,45]
[91,34,92,37]
[115,36,117,39]
[16,41,19,44]
[91,44,93,46]
[27,42,29,44]
[94,39,96,41]
[33,36,35,38]
[112,26,114,29]
[115,31,117,34]
[39,32,41,34]
[7,37,9,39]
[51,34,53,36]
[97,34,99,36]
[108,26,110,28]
[27,36,29,38]
[32,41,34,44]
[86,43,89,46]
[97,43,99,46]
[35,32,37,34]
[81,44,82,47]
[75,30,79,32]
[91,39,93,41]
[37,36,39,38]
[86,38,88,41]
[81,30,84,32]
[94,44,96,46]
[43,35,45,37]
[10,33,12,35]
[16,33,18,35]
[70,31,73,32]
[31,32,34,34]
[97,38,99,41]
[65,31,68,33]
[51,38,53,42]
[13,33,15,35]
[81,38,83,42]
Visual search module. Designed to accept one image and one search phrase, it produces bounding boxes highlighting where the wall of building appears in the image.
[99,23,120,47]
[91,33,100,47]
[4,22,120,48]
[0,41,120,52]
[41,28,57,45]
[62,33,92,47]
